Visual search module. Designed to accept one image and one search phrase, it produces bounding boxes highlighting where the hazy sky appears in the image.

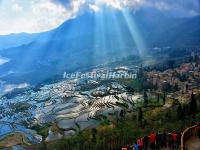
[0,0,199,35]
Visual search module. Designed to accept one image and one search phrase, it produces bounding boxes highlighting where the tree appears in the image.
[138,107,143,126]
[144,91,148,107]
[91,128,97,145]
[157,93,160,104]
[163,92,166,105]
[41,136,47,150]
[176,104,183,120]
[120,109,125,120]
[126,86,135,94]
[174,83,179,91]
[181,105,186,120]
[189,92,198,118]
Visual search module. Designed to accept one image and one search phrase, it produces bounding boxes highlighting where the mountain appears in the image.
[1,8,199,50]
[131,8,200,47]
[0,33,39,50]
[0,8,199,85]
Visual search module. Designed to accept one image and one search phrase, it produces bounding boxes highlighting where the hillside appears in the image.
[0,8,199,85]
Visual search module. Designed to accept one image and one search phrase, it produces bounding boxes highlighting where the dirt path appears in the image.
[185,136,200,150]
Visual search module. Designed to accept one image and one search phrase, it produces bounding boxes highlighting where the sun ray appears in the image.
[121,9,147,58]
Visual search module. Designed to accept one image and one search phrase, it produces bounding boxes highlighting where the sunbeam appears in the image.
[94,9,108,64]
[122,9,147,58]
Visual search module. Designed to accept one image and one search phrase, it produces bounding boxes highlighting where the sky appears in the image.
[0,0,199,35]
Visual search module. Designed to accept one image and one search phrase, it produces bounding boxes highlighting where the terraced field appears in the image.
[0,74,142,145]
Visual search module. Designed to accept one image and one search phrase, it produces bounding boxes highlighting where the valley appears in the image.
[0,48,200,149]
[0,2,199,149]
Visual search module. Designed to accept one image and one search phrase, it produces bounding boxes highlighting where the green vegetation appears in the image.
[115,101,129,109]
[10,102,31,113]
[29,58,200,149]
[118,79,141,91]
[118,78,155,92]
[30,95,200,150]
[96,115,111,126]
[31,124,51,138]
[189,92,198,117]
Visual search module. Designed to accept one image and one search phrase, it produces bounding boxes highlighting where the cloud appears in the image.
[51,0,200,16]
[89,4,100,12]
[0,0,199,35]
[31,0,73,32]
[52,0,86,14]
[51,0,144,11]
[143,0,200,16]
[0,0,78,35]
[52,0,71,6]
[12,3,23,12]
[97,0,123,9]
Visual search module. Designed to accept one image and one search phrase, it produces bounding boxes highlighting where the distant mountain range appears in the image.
[0,8,199,85]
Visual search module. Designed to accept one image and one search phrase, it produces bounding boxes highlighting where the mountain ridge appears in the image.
[0,8,199,85]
